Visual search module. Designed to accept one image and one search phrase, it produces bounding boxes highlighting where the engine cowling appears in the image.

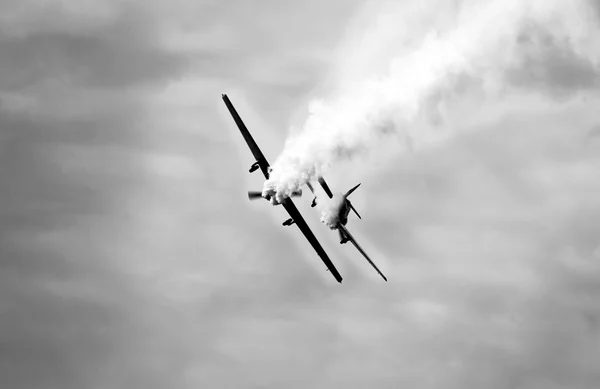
[249,162,259,173]
[283,218,295,226]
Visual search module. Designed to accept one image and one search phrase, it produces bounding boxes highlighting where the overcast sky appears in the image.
[1,1,600,388]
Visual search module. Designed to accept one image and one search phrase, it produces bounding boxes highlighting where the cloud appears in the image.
[1,1,369,388]
[3,0,600,388]
[0,0,120,38]
[507,21,600,94]
[0,28,188,90]
[345,110,600,388]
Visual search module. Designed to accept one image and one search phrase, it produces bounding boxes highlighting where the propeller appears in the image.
[248,191,264,200]
[247,191,302,200]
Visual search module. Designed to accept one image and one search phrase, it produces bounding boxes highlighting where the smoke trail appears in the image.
[262,0,600,202]
[319,193,345,230]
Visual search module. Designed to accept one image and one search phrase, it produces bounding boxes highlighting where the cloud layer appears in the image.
[1,0,600,388]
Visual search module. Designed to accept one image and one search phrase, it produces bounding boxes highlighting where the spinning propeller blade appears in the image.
[247,191,301,200]
[248,191,263,200]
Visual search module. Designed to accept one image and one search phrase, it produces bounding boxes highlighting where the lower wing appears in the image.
[282,198,343,283]
[338,224,388,282]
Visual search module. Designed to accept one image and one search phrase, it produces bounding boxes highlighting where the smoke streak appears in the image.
[319,193,345,229]
[263,0,600,202]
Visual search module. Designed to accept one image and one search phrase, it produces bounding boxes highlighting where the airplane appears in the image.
[222,94,343,283]
[307,177,388,282]
[306,177,362,240]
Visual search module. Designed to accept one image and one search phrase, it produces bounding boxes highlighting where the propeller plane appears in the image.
[223,93,387,283]
[307,177,388,282]
[222,94,343,283]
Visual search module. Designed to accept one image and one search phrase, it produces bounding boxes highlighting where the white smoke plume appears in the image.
[318,193,345,230]
[262,0,600,203]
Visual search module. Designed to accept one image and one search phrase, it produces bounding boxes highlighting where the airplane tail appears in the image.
[343,183,362,220]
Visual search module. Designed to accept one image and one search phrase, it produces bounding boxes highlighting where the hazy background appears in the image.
[1,0,599,388]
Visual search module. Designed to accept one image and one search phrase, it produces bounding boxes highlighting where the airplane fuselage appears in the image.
[338,200,351,226]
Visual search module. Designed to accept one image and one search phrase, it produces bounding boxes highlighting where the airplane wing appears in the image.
[222,94,271,179]
[318,177,334,198]
[222,94,342,283]
[282,198,343,283]
[338,224,387,282]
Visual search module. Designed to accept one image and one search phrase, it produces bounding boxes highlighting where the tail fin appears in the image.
[348,202,361,219]
[343,183,361,198]
[344,183,362,220]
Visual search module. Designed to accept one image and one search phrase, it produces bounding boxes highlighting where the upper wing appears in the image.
[318,177,334,198]
[222,94,341,282]
[282,198,343,283]
[222,94,271,179]
[338,224,387,282]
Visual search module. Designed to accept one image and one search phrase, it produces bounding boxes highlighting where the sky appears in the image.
[1,0,599,388]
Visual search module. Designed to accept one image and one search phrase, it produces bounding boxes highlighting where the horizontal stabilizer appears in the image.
[344,183,361,198]
[349,202,361,219]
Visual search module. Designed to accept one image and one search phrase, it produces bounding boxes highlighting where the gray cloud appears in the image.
[2,0,600,388]
[507,22,600,95]
[0,8,188,91]
[593,0,600,20]
[586,124,600,142]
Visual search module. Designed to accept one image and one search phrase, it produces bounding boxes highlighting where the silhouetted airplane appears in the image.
[222,94,343,283]
[307,177,388,282]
